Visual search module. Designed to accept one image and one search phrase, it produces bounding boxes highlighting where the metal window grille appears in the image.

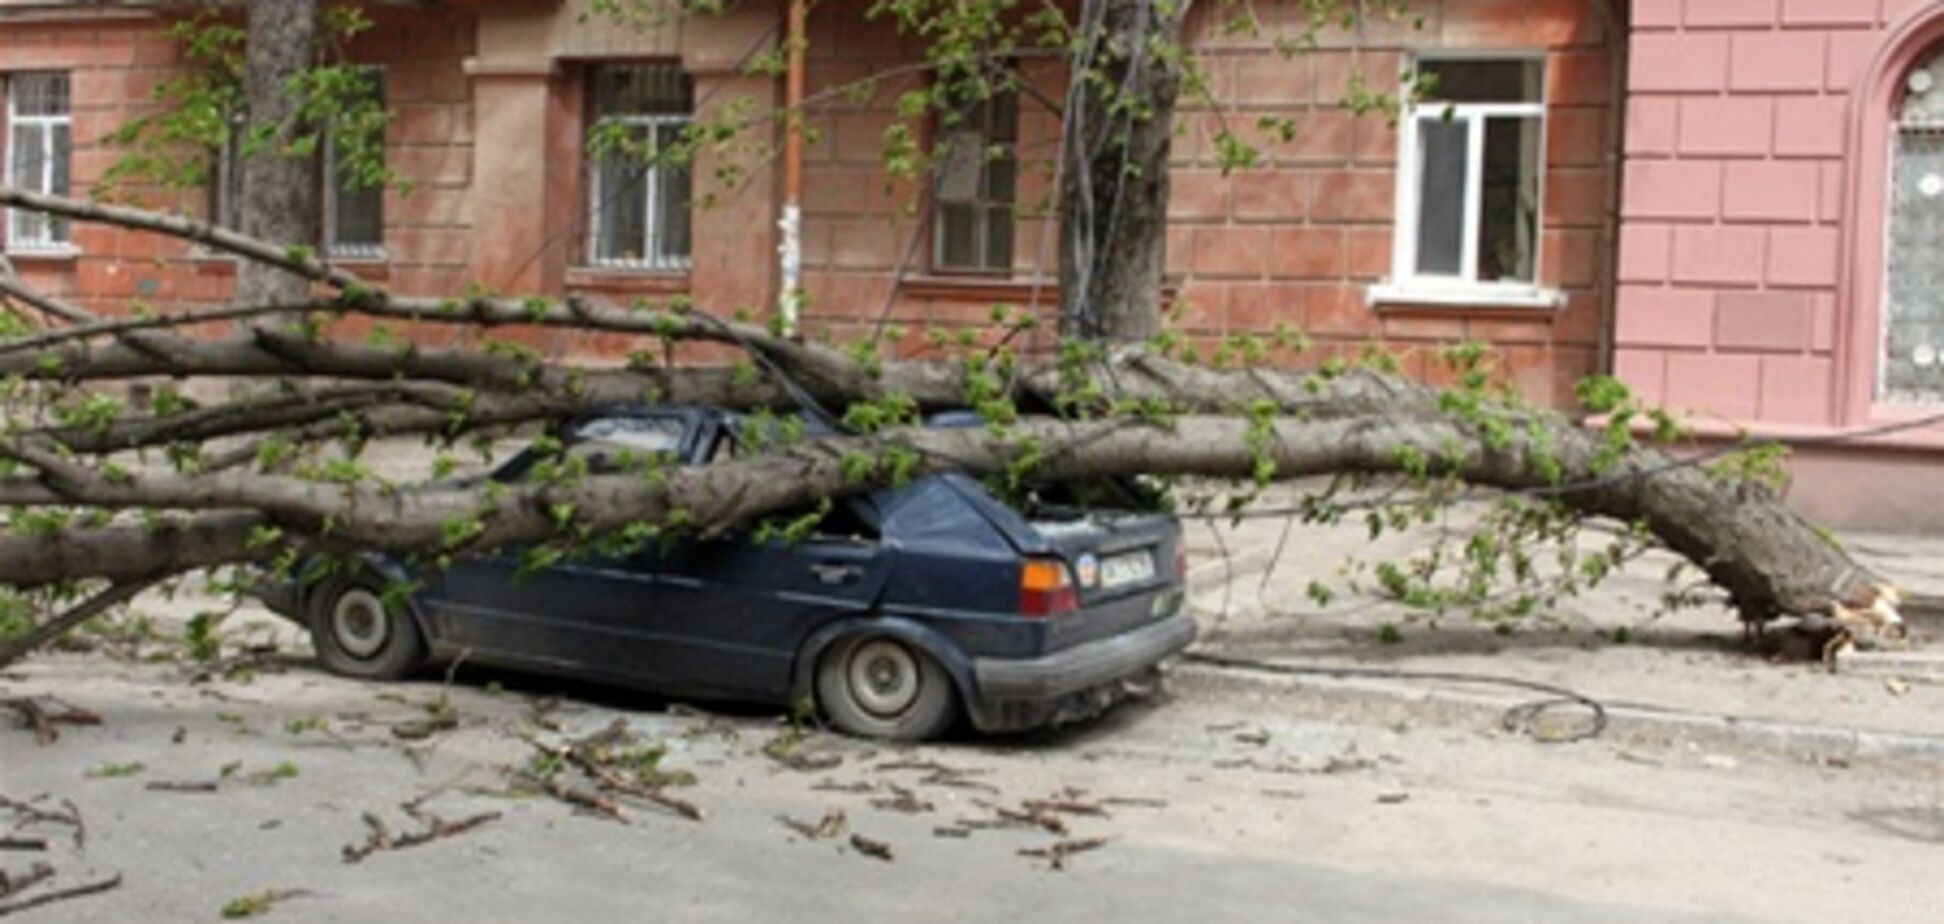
[5,72,72,251]
[587,64,693,271]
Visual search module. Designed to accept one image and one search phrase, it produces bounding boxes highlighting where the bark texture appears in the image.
[236,0,320,306]
[1058,0,1189,343]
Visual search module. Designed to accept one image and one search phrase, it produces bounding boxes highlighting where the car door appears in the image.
[651,498,896,701]
[420,414,689,679]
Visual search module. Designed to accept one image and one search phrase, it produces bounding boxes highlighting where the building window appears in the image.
[586,64,692,271]
[1883,49,1944,403]
[1389,57,1545,296]
[324,68,386,259]
[932,87,1017,273]
[4,72,72,252]
[207,71,383,258]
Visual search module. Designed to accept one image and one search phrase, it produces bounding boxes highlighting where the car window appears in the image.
[569,416,687,473]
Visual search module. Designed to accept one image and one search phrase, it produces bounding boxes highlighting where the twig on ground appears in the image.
[849,832,894,862]
[780,808,847,840]
[1,697,103,746]
[1018,837,1110,870]
[0,872,121,917]
[143,781,221,794]
[0,797,83,849]
[518,720,704,822]
[0,839,45,852]
[340,806,501,864]
[0,863,53,899]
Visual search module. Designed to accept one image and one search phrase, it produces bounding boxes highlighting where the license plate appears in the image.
[1100,550,1155,588]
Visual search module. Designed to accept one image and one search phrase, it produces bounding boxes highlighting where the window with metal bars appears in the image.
[931,87,1017,273]
[586,64,693,271]
[4,72,72,251]
[1883,50,1944,403]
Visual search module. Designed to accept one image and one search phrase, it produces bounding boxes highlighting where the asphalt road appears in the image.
[2,652,1938,923]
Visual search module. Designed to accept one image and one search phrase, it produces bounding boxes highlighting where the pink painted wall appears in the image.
[1615,0,1939,430]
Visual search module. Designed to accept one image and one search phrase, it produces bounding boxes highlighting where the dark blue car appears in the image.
[260,406,1196,740]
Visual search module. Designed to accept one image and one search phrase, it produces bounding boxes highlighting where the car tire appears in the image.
[815,634,959,742]
[308,577,426,681]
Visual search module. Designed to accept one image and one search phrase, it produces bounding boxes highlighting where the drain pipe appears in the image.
[777,0,807,335]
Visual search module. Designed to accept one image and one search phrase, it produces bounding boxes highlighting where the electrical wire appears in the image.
[1183,650,1609,744]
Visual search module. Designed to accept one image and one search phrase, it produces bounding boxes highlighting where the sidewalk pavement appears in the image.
[1177,495,1944,766]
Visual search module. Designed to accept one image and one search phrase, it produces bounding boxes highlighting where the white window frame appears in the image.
[1373,54,1560,310]
[4,72,74,254]
[587,113,692,272]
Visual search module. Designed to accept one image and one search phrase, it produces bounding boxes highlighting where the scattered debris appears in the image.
[868,785,932,814]
[931,826,971,839]
[0,797,84,850]
[1,697,102,746]
[781,808,847,841]
[1884,677,1912,697]
[1019,837,1110,870]
[341,804,501,864]
[1260,788,1305,801]
[762,731,843,772]
[1232,728,1272,747]
[516,719,704,822]
[1376,792,1410,805]
[219,888,311,919]
[872,758,998,793]
[848,832,894,862]
[1100,796,1168,809]
[0,839,44,853]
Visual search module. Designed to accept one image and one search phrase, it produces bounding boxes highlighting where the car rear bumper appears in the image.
[967,611,1197,732]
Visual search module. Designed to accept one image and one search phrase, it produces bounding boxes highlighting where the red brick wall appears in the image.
[0,7,477,326]
[4,1,1618,409]
[797,0,1619,406]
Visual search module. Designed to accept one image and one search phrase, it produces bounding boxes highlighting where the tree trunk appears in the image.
[236,0,320,306]
[1058,0,1189,344]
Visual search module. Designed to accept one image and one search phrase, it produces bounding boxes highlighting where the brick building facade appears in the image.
[0,0,1623,401]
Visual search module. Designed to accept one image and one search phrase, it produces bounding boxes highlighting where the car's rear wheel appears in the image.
[308,578,425,681]
[815,635,959,741]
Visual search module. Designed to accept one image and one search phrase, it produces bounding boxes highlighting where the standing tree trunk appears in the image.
[236,0,320,306]
[1058,0,1190,344]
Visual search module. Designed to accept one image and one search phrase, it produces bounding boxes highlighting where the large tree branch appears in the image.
[0,409,1887,623]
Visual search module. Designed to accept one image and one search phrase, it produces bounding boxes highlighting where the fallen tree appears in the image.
[0,188,1904,670]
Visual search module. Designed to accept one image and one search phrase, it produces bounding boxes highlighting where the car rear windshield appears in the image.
[569,417,687,472]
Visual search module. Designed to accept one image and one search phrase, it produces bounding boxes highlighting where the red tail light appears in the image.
[1018,558,1078,617]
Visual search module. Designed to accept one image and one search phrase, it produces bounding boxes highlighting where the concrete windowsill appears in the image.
[1366,281,1565,311]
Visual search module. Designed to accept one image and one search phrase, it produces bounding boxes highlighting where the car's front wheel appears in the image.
[308,578,426,681]
[815,635,959,741]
